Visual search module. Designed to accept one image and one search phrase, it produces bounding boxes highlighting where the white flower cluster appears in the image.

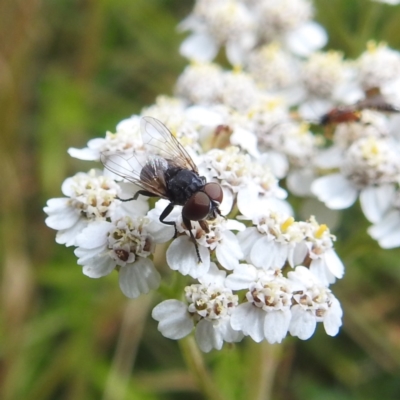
[153,213,343,352]
[45,0,400,352]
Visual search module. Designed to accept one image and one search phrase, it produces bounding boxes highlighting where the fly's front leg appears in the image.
[182,216,202,263]
[159,203,178,238]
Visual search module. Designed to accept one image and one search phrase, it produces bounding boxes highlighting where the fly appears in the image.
[101,116,223,263]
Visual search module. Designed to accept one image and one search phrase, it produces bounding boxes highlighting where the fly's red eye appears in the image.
[203,182,223,204]
[182,192,211,221]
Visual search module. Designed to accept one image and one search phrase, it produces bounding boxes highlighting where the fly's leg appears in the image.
[159,203,178,238]
[182,216,202,263]
[117,190,158,202]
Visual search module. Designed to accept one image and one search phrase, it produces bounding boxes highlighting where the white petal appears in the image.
[44,197,70,213]
[219,187,234,216]
[309,258,335,286]
[237,183,259,218]
[75,221,111,249]
[323,299,343,336]
[314,146,344,169]
[289,306,316,340]
[225,219,246,231]
[360,184,396,223]
[225,263,259,290]
[82,254,115,278]
[286,168,315,196]
[145,218,175,243]
[152,300,194,340]
[67,147,99,161]
[216,317,244,343]
[195,319,222,352]
[264,310,291,344]
[285,22,327,57]
[75,244,108,264]
[237,227,262,262]
[368,210,400,249]
[199,263,226,286]
[230,127,260,158]
[311,174,358,209]
[231,303,265,342]
[166,236,210,278]
[180,33,218,62]
[250,238,287,270]
[324,249,344,279]
[55,218,88,247]
[259,151,288,179]
[289,242,308,267]
[44,203,81,230]
[119,258,161,298]
[216,231,243,270]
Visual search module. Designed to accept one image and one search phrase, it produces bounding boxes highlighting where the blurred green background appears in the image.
[1,1,400,399]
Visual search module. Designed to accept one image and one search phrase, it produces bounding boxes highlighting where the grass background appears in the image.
[1,0,400,399]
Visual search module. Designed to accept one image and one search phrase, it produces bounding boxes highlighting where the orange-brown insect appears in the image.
[320,88,399,126]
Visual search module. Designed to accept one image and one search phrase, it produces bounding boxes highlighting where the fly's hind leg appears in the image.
[117,190,158,202]
[182,216,202,263]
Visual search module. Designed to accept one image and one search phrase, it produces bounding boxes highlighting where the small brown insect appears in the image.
[101,116,223,262]
[320,107,361,126]
[320,88,399,126]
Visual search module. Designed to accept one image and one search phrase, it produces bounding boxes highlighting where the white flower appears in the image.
[230,271,292,343]
[179,0,256,65]
[44,169,137,246]
[219,69,260,113]
[247,43,300,91]
[251,0,327,57]
[153,266,243,352]
[301,51,346,99]
[299,217,344,285]
[74,215,173,298]
[166,213,245,278]
[237,212,304,270]
[288,266,343,339]
[175,62,224,105]
[357,42,400,91]
[68,116,143,161]
[312,137,400,210]
[200,146,287,218]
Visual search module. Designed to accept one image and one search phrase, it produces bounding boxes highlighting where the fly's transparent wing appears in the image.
[140,116,198,173]
[356,95,400,113]
[100,150,169,199]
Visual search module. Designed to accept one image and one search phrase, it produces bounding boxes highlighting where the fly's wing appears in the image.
[100,150,169,199]
[140,116,198,173]
[356,95,400,113]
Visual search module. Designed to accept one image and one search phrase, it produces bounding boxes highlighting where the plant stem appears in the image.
[179,336,227,400]
[102,295,153,400]
[245,340,283,400]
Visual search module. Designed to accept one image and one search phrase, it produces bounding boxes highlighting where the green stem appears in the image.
[245,340,283,400]
[179,336,227,400]
[102,296,153,400]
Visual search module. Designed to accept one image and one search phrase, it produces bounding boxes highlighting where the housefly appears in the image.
[101,116,223,263]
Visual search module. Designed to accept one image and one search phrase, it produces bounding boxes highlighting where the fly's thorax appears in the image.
[165,168,205,205]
